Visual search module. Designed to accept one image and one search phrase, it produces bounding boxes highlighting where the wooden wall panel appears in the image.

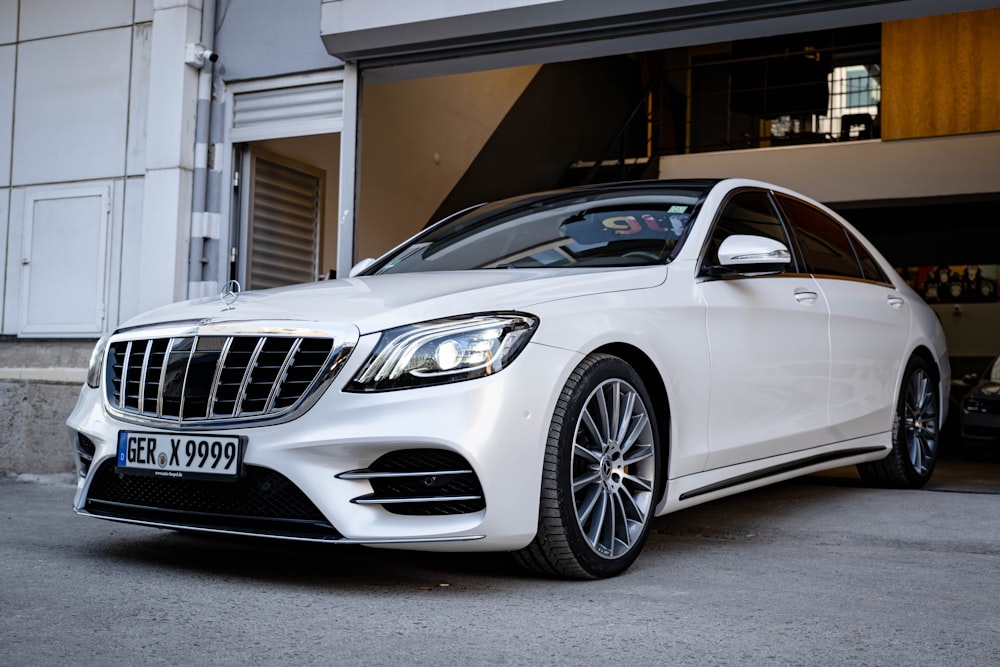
[882,9,1000,140]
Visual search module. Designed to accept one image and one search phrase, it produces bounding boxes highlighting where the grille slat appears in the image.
[265,338,301,413]
[107,333,339,425]
[233,337,269,417]
[206,336,234,419]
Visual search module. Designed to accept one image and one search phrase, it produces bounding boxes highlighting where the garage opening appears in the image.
[226,73,344,286]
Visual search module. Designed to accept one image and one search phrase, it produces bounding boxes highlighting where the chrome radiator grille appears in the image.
[106,334,345,425]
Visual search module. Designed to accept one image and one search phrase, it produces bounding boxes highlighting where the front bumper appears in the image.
[67,339,580,552]
[960,411,1000,442]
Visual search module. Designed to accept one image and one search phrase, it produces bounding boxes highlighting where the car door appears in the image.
[697,189,832,470]
[775,194,910,442]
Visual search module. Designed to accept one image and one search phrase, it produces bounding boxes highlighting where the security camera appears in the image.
[184,43,219,68]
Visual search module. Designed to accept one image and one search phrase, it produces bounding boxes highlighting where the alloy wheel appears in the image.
[571,378,656,559]
[903,367,938,475]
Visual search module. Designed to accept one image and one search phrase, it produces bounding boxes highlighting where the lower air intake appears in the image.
[85,459,340,539]
[340,449,486,516]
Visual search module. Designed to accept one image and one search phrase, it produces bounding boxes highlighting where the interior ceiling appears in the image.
[327,0,1000,82]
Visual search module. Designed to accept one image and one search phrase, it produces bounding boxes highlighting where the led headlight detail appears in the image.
[86,335,110,389]
[347,314,538,392]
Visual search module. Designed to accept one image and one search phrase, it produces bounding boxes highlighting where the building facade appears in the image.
[1,0,999,472]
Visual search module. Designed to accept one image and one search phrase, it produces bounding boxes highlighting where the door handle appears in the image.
[794,289,818,305]
[887,295,905,310]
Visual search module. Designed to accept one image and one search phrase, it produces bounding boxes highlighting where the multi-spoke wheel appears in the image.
[858,356,939,488]
[514,353,661,579]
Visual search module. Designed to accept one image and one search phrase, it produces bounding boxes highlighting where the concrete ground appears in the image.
[1,456,998,666]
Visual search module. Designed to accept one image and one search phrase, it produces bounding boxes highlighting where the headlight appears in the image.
[346,313,538,392]
[963,396,983,413]
[86,335,110,389]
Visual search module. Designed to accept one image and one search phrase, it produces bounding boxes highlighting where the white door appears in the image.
[696,189,832,469]
[700,276,831,469]
[774,193,909,441]
[17,183,112,336]
[819,278,909,439]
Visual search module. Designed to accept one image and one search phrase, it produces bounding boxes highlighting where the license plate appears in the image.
[116,431,242,480]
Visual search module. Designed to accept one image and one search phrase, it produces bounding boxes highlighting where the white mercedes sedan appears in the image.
[67,178,949,579]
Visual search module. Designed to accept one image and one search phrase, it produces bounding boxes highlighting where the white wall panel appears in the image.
[19,0,134,41]
[127,23,152,176]
[136,167,191,312]
[12,28,131,185]
[143,4,200,171]
[0,45,13,186]
[214,0,344,81]
[135,0,154,24]
[0,186,7,333]
[0,0,17,45]
[118,176,145,324]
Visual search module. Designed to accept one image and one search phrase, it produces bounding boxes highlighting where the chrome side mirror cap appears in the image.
[718,235,792,271]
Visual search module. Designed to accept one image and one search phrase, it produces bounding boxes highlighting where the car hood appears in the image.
[969,380,1000,398]
[119,267,668,336]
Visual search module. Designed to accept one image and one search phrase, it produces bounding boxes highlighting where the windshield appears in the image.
[369,183,712,275]
[987,357,1000,382]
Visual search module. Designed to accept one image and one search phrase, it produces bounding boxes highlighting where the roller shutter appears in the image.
[245,149,324,289]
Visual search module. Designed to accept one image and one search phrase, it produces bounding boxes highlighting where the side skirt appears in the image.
[657,433,891,515]
[679,446,885,501]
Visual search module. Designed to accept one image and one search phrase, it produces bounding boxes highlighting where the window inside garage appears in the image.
[625,24,883,162]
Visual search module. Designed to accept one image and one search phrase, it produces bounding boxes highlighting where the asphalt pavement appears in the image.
[2,457,998,666]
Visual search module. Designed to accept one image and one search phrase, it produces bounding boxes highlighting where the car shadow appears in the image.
[645,471,863,545]
[90,459,999,587]
[93,528,530,587]
[89,473,865,587]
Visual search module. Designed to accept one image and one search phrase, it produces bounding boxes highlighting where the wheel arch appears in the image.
[909,345,940,383]
[592,341,671,501]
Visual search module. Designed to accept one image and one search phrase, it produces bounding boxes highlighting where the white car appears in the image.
[67,178,949,579]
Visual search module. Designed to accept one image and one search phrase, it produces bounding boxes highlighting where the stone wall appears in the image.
[0,340,91,474]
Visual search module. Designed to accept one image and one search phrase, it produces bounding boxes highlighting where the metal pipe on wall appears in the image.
[189,0,221,297]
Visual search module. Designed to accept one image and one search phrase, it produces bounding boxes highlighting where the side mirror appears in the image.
[348,257,376,278]
[717,235,791,275]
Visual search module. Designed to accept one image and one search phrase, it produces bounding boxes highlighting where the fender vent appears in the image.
[76,433,97,476]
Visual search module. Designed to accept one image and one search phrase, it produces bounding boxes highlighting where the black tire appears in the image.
[514,353,661,579]
[857,356,940,488]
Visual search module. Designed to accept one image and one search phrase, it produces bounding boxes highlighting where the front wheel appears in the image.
[857,356,940,488]
[514,353,661,579]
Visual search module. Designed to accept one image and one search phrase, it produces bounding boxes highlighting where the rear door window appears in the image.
[776,195,864,280]
[847,231,891,284]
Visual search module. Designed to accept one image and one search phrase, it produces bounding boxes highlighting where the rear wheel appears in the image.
[857,356,939,488]
[514,353,660,579]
